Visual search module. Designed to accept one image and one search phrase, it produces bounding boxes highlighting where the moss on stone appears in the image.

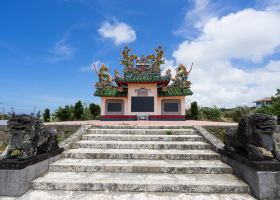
[165,131,173,135]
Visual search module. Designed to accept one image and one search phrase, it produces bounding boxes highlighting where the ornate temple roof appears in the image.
[93,46,193,97]
[115,74,170,86]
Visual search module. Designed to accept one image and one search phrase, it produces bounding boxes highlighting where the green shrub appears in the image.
[224,106,251,122]
[190,101,199,120]
[254,106,273,115]
[74,101,84,120]
[200,107,222,121]
[89,103,101,119]
[43,108,51,122]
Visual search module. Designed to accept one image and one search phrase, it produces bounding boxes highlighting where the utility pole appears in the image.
[11,107,14,116]
[0,102,3,120]
[34,106,37,116]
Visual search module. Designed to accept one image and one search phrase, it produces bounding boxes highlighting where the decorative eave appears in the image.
[158,86,193,97]
[94,88,127,97]
[115,75,171,87]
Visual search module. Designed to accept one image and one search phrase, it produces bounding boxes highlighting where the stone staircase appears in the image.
[19,126,256,200]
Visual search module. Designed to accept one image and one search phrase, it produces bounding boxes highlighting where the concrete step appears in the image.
[19,190,257,200]
[64,148,221,160]
[32,172,250,193]
[50,158,233,174]
[92,125,193,129]
[82,134,204,141]
[88,128,197,135]
[76,140,211,150]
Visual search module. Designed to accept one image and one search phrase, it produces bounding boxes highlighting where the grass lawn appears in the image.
[204,127,226,143]
[0,145,6,154]
[57,127,79,143]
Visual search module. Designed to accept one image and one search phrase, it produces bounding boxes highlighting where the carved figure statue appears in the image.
[120,45,138,74]
[94,64,113,83]
[114,69,120,78]
[225,113,280,161]
[94,64,115,90]
[172,63,193,88]
[0,115,59,160]
[165,68,172,77]
[151,46,165,73]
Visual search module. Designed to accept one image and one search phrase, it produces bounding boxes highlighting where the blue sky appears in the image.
[1,0,280,114]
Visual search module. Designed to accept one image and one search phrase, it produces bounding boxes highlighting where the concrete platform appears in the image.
[88,128,197,135]
[45,120,237,126]
[18,190,256,200]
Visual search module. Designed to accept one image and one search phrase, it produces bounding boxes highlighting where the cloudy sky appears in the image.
[0,0,280,113]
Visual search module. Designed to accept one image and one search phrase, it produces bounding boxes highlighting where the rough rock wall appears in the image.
[0,124,81,152]
[0,125,9,148]
[276,125,280,144]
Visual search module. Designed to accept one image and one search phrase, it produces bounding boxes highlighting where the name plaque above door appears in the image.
[135,87,151,96]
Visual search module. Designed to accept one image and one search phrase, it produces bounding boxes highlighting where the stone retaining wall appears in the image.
[0,125,9,150]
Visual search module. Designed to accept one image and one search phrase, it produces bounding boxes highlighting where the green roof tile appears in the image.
[116,74,170,83]
[158,86,193,97]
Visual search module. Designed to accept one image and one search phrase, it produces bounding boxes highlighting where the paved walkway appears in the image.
[45,120,237,126]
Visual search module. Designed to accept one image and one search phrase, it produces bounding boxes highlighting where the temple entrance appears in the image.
[131,97,154,112]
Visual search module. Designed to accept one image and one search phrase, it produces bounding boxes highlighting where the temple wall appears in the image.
[157,96,186,115]
[100,85,186,116]
[101,97,128,115]
[127,83,158,115]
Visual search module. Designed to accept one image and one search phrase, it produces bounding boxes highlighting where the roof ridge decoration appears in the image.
[93,64,126,97]
[159,63,193,97]
[120,45,164,76]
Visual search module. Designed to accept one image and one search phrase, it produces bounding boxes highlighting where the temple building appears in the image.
[94,46,193,121]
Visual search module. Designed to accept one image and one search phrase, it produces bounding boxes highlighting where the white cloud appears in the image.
[175,0,214,36]
[172,9,280,108]
[257,0,280,12]
[98,20,136,45]
[80,61,102,72]
[49,40,74,63]
[161,59,177,78]
[187,0,211,29]
[52,40,73,56]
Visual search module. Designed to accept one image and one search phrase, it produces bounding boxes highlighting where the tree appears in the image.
[272,89,280,124]
[82,107,93,120]
[74,101,84,120]
[89,103,101,119]
[55,106,71,121]
[190,101,198,120]
[43,108,50,122]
